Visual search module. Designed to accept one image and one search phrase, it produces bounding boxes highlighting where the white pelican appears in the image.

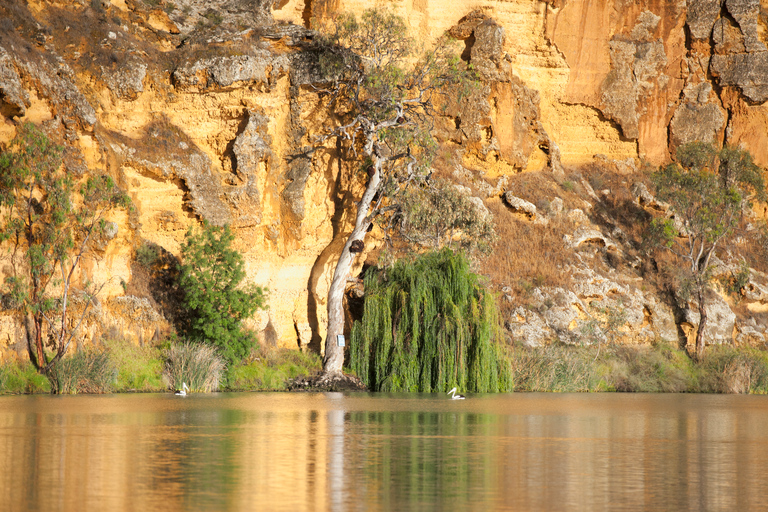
[175,382,189,396]
[448,387,465,400]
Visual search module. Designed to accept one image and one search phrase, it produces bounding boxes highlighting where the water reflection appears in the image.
[1,393,768,511]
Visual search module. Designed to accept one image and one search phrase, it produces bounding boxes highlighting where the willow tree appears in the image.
[0,123,131,385]
[350,249,511,392]
[649,142,766,360]
[311,9,478,377]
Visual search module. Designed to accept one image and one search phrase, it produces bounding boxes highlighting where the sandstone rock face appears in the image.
[1,0,768,358]
[681,292,737,346]
[503,193,546,225]
[0,49,28,118]
[172,51,290,91]
[669,81,726,147]
[509,265,679,348]
[600,12,669,141]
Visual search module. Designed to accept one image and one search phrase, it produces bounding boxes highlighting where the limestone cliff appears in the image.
[1,0,768,359]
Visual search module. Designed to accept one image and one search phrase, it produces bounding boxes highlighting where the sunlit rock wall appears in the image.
[1,0,768,357]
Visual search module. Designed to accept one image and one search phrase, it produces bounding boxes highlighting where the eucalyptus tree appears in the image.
[649,142,766,360]
[310,9,479,377]
[0,123,131,386]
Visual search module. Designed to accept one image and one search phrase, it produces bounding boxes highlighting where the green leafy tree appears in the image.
[350,248,511,392]
[649,142,766,360]
[178,222,266,364]
[311,9,480,376]
[397,177,496,255]
[0,123,131,386]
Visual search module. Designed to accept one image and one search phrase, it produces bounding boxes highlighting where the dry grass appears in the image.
[481,170,582,306]
[587,166,653,248]
[483,200,574,302]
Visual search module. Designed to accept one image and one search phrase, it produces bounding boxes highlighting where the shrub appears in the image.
[52,349,117,394]
[351,248,512,392]
[164,342,226,392]
[604,343,693,393]
[136,241,162,269]
[697,345,768,394]
[179,222,266,365]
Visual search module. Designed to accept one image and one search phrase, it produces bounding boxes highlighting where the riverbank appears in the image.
[510,342,768,394]
[1,341,766,394]
[0,342,322,394]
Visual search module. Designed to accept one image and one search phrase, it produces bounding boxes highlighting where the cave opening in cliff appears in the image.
[461,33,475,62]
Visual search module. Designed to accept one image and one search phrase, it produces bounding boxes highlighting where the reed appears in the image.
[604,343,694,393]
[52,349,117,394]
[510,344,601,392]
[351,248,512,392]
[163,342,225,392]
[696,345,768,394]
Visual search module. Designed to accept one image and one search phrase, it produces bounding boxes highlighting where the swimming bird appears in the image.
[448,387,465,400]
[175,382,189,396]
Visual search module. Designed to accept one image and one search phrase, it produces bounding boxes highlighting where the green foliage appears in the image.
[650,143,766,357]
[717,146,767,204]
[651,162,741,250]
[350,249,512,392]
[0,122,131,376]
[163,342,226,392]
[227,349,322,391]
[718,259,751,298]
[135,241,161,268]
[0,359,51,394]
[51,349,117,394]
[674,141,717,172]
[397,178,496,256]
[315,8,481,235]
[652,143,765,254]
[178,222,266,364]
[106,341,165,392]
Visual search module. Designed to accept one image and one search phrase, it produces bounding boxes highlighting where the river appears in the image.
[1,392,767,511]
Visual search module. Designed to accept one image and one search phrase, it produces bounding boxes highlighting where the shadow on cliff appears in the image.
[126,243,189,334]
[303,139,363,360]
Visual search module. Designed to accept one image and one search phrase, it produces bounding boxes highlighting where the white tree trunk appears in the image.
[322,158,382,376]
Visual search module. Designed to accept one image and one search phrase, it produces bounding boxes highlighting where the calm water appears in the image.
[1,392,767,511]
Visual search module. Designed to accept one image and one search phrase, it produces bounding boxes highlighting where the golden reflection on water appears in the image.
[1,393,768,511]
